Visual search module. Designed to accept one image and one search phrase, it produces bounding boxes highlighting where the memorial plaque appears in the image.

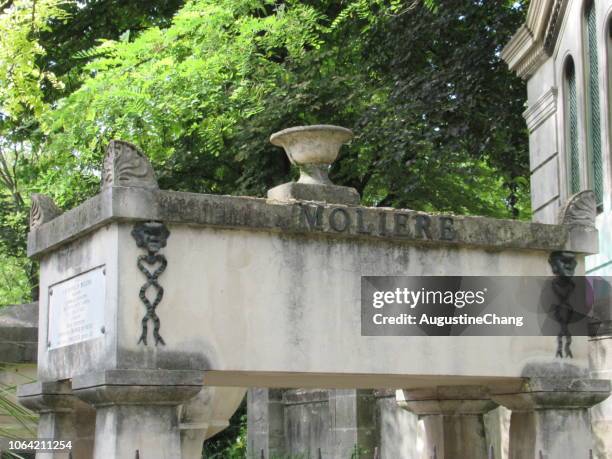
[48,266,106,349]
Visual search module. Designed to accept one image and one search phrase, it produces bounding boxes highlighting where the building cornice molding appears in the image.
[543,0,568,53]
[502,0,568,79]
[523,86,558,132]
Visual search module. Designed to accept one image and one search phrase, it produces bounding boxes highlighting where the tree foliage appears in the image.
[0,0,530,306]
[0,0,184,304]
[352,0,529,215]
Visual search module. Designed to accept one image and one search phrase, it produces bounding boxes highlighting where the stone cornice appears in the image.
[502,0,568,79]
[523,86,558,132]
[543,0,568,53]
[526,0,555,34]
[26,186,598,258]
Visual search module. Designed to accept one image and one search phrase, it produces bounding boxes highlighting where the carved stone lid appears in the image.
[26,186,598,258]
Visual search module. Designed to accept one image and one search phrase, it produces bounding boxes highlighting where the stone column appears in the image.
[492,378,610,459]
[247,388,379,458]
[397,386,497,459]
[247,388,285,458]
[589,319,612,456]
[375,389,420,459]
[329,389,377,458]
[17,380,95,459]
[72,369,202,459]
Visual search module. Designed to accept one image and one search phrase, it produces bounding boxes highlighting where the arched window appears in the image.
[565,57,581,194]
[584,0,603,208]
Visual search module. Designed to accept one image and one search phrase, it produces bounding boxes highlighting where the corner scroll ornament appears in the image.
[132,222,170,346]
[102,140,159,190]
[558,190,596,227]
[30,194,62,229]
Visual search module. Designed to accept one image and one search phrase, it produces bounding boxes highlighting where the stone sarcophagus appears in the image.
[18,128,610,459]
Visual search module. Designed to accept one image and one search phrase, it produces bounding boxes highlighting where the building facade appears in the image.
[504,0,612,455]
[503,0,611,259]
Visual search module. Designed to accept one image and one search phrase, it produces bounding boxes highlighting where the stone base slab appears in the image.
[267,181,360,205]
[492,378,611,411]
[72,369,203,406]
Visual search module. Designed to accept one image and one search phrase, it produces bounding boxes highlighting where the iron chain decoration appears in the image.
[552,275,575,359]
[131,222,171,346]
[548,251,578,359]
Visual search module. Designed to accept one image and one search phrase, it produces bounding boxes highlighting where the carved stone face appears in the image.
[132,222,170,253]
[549,251,577,278]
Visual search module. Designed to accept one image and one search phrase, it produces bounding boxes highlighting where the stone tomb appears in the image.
[17,127,611,458]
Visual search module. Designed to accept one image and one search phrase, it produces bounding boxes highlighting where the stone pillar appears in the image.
[492,378,610,459]
[589,320,612,456]
[72,369,202,459]
[179,428,207,459]
[247,388,380,458]
[329,389,377,458]
[374,390,420,459]
[247,388,285,458]
[17,381,95,459]
[483,406,511,459]
[397,386,497,459]
[282,389,330,456]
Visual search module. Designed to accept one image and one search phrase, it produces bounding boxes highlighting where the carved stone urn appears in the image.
[268,125,360,205]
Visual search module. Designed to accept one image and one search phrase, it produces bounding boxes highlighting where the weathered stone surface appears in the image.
[0,302,37,363]
[270,125,353,170]
[72,369,203,392]
[18,381,75,411]
[493,378,610,459]
[590,335,612,453]
[30,193,62,229]
[284,389,332,457]
[267,181,360,205]
[483,407,511,459]
[101,140,158,190]
[328,389,377,457]
[247,388,286,458]
[249,388,398,459]
[18,381,95,459]
[24,139,604,458]
[33,205,593,386]
[493,377,611,410]
[558,190,597,227]
[91,404,183,459]
[374,390,420,459]
[267,125,361,204]
[397,385,497,415]
[71,370,202,459]
[397,386,497,459]
[34,224,576,384]
[27,186,598,258]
